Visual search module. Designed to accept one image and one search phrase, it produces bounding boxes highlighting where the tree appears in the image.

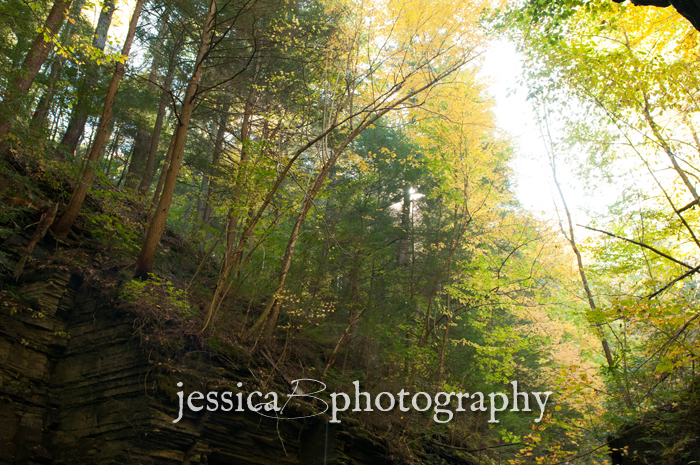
[134,0,220,277]
[122,11,172,191]
[0,0,74,148]
[503,0,700,454]
[138,29,184,198]
[52,0,146,236]
[55,0,116,158]
[203,0,491,334]
[31,0,88,128]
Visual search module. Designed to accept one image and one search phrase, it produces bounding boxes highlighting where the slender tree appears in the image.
[0,0,74,147]
[52,0,146,236]
[198,90,232,226]
[138,36,184,198]
[123,12,171,190]
[56,0,116,158]
[32,0,88,128]
[134,0,218,278]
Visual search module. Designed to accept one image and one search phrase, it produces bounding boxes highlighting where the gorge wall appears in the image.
[0,230,411,465]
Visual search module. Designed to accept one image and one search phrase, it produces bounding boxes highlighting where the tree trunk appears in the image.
[123,12,170,193]
[32,60,64,128]
[52,0,145,237]
[0,0,74,144]
[97,119,114,167]
[32,0,87,128]
[124,128,150,190]
[199,93,232,225]
[134,0,218,279]
[549,153,616,369]
[56,0,115,158]
[138,38,183,198]
[104,124,121,177]
[147,132,176,222]
[182,179,198,233]
[437,294,451,386]
[397,184,411,266]
[222,82,257,267]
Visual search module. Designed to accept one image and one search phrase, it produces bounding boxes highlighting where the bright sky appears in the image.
[479,41,548,212]
[480,39,609,227]
[84,0,136,50]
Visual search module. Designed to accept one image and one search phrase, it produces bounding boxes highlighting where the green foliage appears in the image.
[120,274,194,319]
[84,188,141,253]
[2,0,674,460]
[496,0,700,460]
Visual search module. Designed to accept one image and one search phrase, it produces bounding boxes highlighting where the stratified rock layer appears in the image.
[0,257,392,465]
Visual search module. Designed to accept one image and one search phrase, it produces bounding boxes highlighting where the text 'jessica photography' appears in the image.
[173,379,553,425]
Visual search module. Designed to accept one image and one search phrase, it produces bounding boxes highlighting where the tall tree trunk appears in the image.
[222,81,258,268]
[32,60,64,129]
[104,124,121,177]
[199,92,232,225]
[124,128,151,190]
[32,0,87,128]
[134,0,218,279]
[56,0,115,158]
[124,12,171,192]
[317,173,336,292]
[182,178,198,233]
[52,0,145,237]
[96,118,114,167]
[437,294,451,386]
[397,184,411,266]
[116,144,133,188]
[0,0,74,145]
[138,38,183,198]
[147,132,176,222]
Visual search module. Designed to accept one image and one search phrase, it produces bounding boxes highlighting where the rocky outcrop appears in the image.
[0,234,409,465]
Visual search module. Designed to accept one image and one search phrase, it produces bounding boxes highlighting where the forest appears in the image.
[0,0,699,463]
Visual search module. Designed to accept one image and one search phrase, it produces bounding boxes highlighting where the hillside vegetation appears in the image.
[1,0,700,463]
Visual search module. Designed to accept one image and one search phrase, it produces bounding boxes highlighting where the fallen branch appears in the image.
[2,194,41,211]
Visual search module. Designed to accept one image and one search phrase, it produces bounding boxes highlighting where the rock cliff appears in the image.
[0,225,468,465]
[0,226,385,465]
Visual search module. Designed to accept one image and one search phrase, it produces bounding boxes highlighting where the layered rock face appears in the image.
[0,241,391,465]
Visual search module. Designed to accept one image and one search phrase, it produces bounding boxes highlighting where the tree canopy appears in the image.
[1,0,700,462]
